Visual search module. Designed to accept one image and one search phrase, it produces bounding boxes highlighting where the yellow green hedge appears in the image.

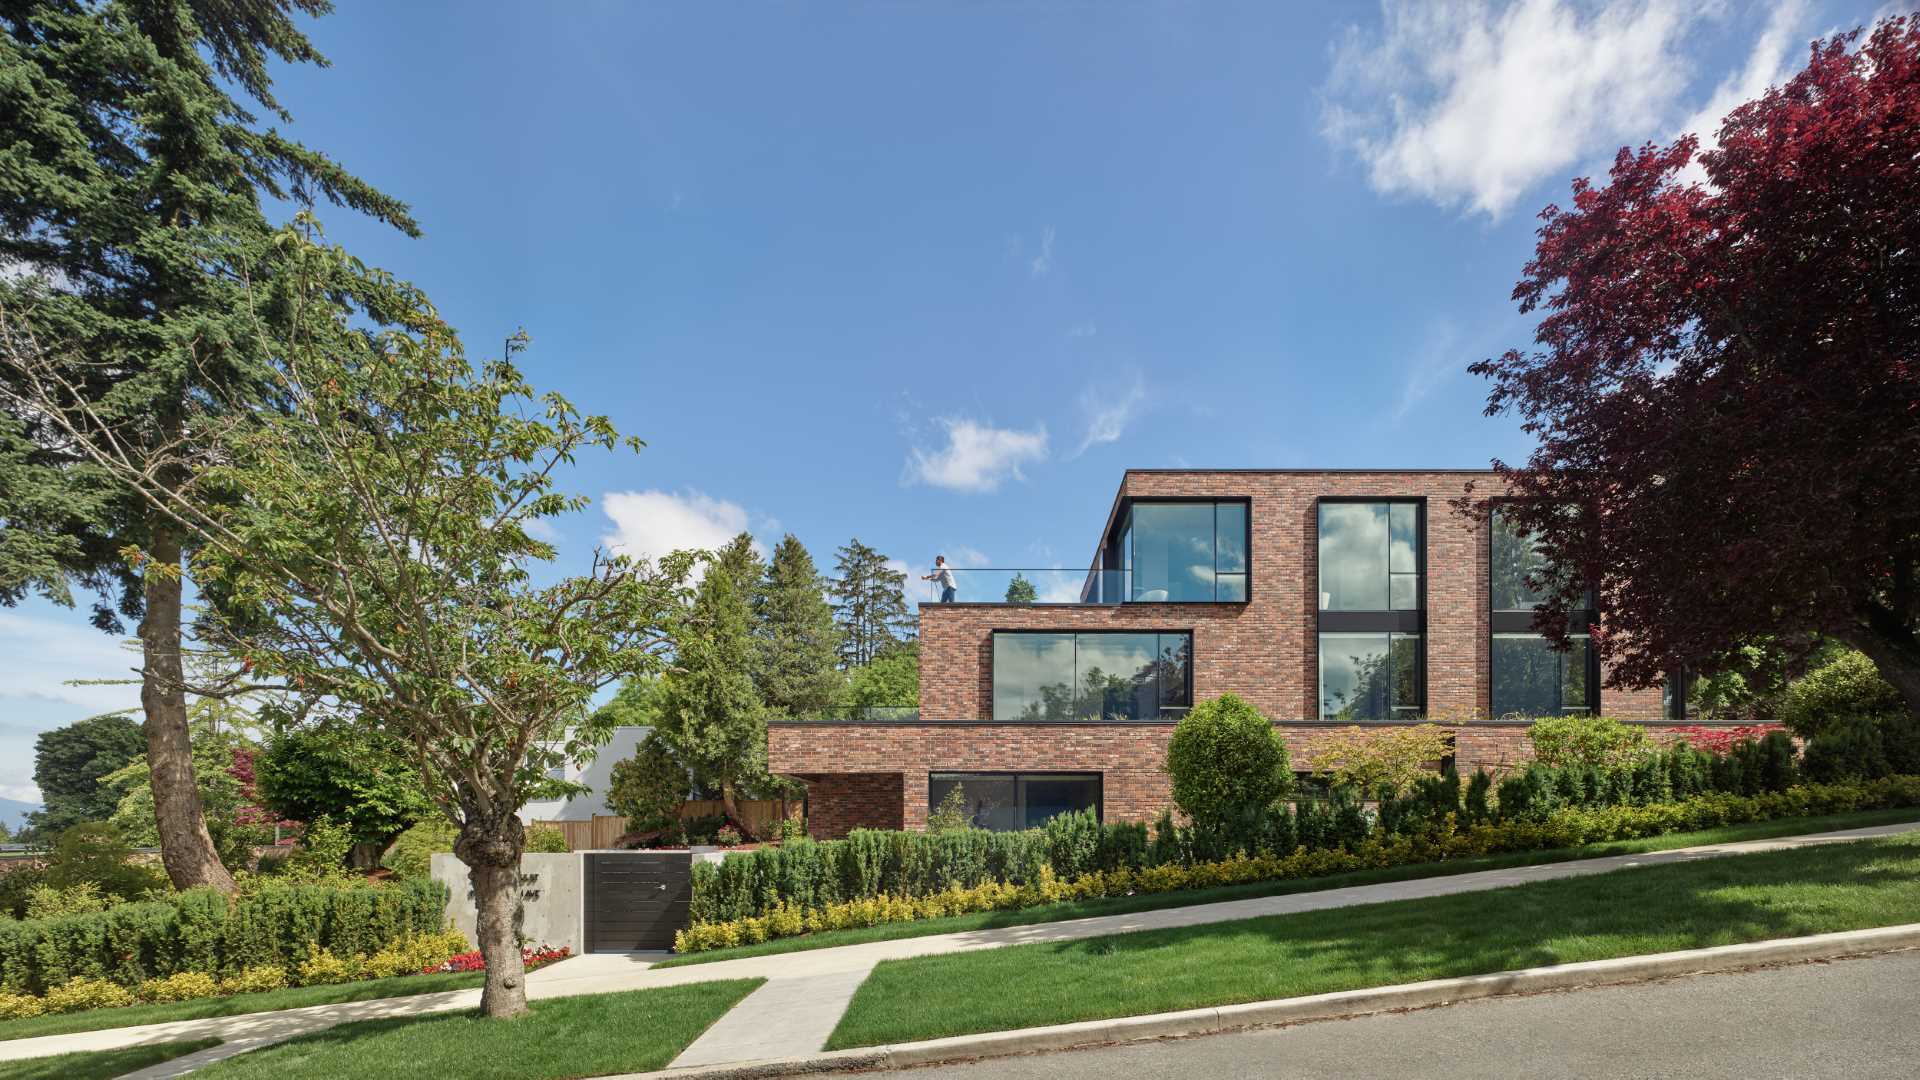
[675,776,1920,954]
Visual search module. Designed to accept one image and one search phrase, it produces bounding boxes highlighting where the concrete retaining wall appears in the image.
[432,852,585,954]
[431,849,726,955]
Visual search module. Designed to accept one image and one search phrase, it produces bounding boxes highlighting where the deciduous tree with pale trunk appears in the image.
[0,223,688,1020]
[1468,16,1920,724]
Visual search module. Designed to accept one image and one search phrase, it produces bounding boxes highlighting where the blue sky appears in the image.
[0,0,1888,801]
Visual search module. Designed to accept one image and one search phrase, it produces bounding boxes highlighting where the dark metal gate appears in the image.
[584,852,692,952]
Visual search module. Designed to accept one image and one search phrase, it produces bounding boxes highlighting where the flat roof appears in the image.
[1124,467,1499,475]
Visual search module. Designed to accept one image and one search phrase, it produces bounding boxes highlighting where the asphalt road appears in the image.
[871,950,1920,1080]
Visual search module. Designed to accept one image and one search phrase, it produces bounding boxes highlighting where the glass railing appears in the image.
[787,705,919,723]
[923,568,1129,604]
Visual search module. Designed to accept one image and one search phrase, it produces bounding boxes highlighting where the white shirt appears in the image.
[935,565,957,588]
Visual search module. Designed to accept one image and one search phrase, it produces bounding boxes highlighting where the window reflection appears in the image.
[1491,633,1593,717]
[1124,501,1250,602]
[928,773,1101,831]
[1491,508,1552,610]
[1319,632,1422,721]
[993,631,1193,722]
[1319,501,1422,611]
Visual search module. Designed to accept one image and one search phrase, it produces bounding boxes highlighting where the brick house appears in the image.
[770,469,1723,839]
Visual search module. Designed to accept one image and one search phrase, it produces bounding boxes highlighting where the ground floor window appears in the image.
[1318,632,1423,721]
[928,772,1102,831]
[1491,633,1595,717]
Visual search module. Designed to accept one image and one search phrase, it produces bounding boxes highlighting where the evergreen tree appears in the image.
[831,539,912,667]
[1005,574,1038,604]
[757,535,845,718]
[655,550,768,823]
[28,713,145,838]
[0,0,415,891]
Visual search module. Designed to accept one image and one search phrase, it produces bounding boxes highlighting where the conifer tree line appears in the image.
[601,532,920,826]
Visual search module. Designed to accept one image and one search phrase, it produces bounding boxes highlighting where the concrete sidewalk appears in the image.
[1,818,1911,1075]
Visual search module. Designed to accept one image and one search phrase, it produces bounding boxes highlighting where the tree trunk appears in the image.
[140,523,237,894]
[1845,624,1920,725]
[720,779,740,829]
[456,816,528,1019]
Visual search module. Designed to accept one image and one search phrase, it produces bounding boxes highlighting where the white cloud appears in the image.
[1030,226,1056,278]
[889,558,940,604]
[1067,322,1098,339]
[0,612,142,713]
[1671,0,1809,184]
[1074,372,1148,457]
[599,490,764,573]
[903,418,1049,493]
[1320,0,1756,218]
[521,516,562,543]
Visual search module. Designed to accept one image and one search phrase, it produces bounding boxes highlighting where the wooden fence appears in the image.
[534,798,792,850]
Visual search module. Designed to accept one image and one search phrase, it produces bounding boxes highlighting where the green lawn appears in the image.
[655,807,1920,968]
[0,970,495,1043]
[0,1039,218,1080]
[196,980,761,1079]
[828,829,1920,1049]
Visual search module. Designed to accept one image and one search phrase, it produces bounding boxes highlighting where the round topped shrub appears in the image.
[1165,693,1292,828]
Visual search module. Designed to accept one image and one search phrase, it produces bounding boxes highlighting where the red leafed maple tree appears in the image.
[1471,16,1920,721]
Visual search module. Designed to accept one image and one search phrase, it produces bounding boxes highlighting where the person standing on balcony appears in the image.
[923,555,958,602]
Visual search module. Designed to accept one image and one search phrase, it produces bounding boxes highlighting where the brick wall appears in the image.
[919,471,1666,723]
[771,719,1754,835]
[771,469,1686,836]
[795,772,903,840]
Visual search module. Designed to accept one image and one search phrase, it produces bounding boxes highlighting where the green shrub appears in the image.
[0,878,445,995]
[42,976,136,1014]
[1166,693,1292,832]
[606,735,688,836]
[42,822,168,902]
[525,825,570,853]
[382,818,459,881]
[777,815,806,844]
[1776,649,1902,738]
[24,882,112,920]
[276,817,357,885]
[138,970,219,1003]
[925,785,971,834]
[1311,723,1454,794]
[220,965,289,995]
[1528,715,1653,768]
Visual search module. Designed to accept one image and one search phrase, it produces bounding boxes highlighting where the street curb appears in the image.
[616,923,1920,1079]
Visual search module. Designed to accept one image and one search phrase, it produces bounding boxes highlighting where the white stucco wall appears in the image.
[518,725,651,823]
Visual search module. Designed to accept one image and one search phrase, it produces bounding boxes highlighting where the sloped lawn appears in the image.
[197,979,762,1079]
[829,830,1920,1048]
[0,1039,218,1080]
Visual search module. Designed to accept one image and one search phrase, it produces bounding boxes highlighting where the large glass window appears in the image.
[928,773,1101,831]
[1316,500,1424,720]
[1121,501,1249,602]
[1491,634,1593,716]
[1320,632,1423,721]
[1489,505,1597,716]
[992,631,1191,722]
[1319,502,1421,611]
[1492,507,1553,610]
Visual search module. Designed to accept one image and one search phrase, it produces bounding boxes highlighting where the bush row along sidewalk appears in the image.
[677,776,1920,954]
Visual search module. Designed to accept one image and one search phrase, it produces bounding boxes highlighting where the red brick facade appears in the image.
[770,469,1704,839]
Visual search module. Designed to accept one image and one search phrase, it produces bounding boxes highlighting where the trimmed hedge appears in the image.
[677,776,1920,952]
[1493,732,1799,822]
[0,879,447,996]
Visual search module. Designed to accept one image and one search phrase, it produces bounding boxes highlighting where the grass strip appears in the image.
[654,807,1920,968]
[196,979,762,1079]
[0,1038,218,1080]
[828,829,1920,1048]
[0,970,496,1043]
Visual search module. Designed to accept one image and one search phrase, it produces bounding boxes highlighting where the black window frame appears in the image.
[1488,501,1600,715]
[1100,496,1253,605]
[1315,496,1427,721]
[927,771,1104,830]
[989,629,1194,723]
